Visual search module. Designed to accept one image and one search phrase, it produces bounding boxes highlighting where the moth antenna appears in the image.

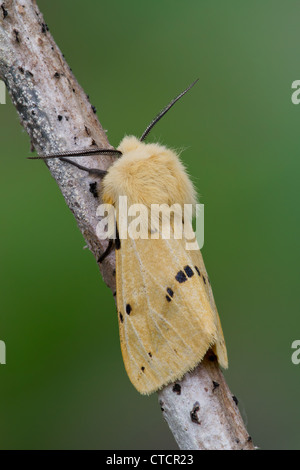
[140,79,199,142]
[27,148,122,160]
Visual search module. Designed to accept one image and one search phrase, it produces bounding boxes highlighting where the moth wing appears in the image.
[116,233,221,395]
[188,248,228,369]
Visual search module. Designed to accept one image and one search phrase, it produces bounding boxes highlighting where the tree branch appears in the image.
[158,352,255,450]
[0,0,116,291]
[0,0,255,450]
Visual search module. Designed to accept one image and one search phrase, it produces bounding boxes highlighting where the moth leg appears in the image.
[59,157,107,178]
[98,239,114,263]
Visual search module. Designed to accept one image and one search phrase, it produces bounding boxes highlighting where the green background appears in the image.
[0,0,299,450]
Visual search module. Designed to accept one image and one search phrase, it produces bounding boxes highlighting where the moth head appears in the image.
[102,135,197,210]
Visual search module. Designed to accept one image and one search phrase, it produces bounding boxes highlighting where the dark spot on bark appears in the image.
[141,366,145,372]
[119,312,123,323]
[57,115,63,121]
[172,383,181,395]
[13,29,20,43]
[232,395,239,406]
[89,182,98,198]
[91,105,97,113]
[112,269,116,277]
[85,126,91,136]
[91,139,97,146]
[159,400,164,412]
[247,436,252,442]
[184,265,194,278]
[175,270,187,283]
[1,4,8,18]
[18,66,24,74]
[31,110,35,115]
[126,304,132,315]
[212,381,220,391]
[72,88,75,93]
[25,70,33,78]
[195,266,201,276]
[53,72,60,79]
[190,402,201,425]
[41,23,49,34]
[148,352,152,358]
[51,46,54,51]
[236,439,240,444]
[202,274,206,284]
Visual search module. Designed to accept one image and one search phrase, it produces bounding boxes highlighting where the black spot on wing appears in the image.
[115,225,121,250]
[208,352,217,362]
[167,287,174,297]
[126,304,132,315]
[184,265,194,278]
[202,274,206,284]
[195,266,201,276]
[175,270,187,283]
[141,366,145,372]
[166,287,174,302]
[119,312,123,323]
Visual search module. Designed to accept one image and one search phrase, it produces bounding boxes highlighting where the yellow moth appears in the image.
[31,80,228,394]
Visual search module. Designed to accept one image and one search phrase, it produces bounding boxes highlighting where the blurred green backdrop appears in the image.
[0,0,299,450]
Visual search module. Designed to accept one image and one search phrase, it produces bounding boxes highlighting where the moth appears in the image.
[30,80,228,394]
